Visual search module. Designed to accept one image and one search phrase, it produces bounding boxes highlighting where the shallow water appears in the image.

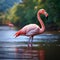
[0,26,60,60]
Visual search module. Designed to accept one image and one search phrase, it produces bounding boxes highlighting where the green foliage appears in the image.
[6,0,44,28]
[44,0,60,29]
[6,0,60,30]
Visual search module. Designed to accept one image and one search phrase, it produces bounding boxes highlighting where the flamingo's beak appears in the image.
[14,33,17,38]
[14,30,22,38]
[44,12,48,19]
[14,32,19,38]
[15,35,17,38]
[46,15,48,19]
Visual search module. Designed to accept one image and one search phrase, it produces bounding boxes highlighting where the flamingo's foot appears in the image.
[27,43,32,50]
[28,44,30,47]
[28,43,32,48]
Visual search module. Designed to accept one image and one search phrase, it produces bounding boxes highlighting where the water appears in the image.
[0,26,60,60]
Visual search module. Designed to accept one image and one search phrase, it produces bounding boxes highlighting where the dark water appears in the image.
[0,26,60,60]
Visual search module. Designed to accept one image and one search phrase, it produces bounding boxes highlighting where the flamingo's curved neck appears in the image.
[37,12,45,33]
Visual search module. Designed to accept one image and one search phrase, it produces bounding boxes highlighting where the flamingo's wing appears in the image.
[26,28,40,36]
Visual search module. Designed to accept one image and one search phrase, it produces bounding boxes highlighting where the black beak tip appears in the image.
[46,16,48,19]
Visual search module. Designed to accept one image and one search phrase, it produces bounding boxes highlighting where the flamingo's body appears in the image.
[14,9,48,47]
[15,24,42,36]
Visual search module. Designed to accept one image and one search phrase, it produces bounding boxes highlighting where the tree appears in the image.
[6,0,60,30]
[6,0,44,28]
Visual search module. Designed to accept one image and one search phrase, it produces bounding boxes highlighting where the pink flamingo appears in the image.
[8,23,14,27]
[14,9,48,47]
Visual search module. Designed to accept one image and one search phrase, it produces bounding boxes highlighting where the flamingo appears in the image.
[8,23,14,27]
[7,23,14,30]
[14,9,48,47]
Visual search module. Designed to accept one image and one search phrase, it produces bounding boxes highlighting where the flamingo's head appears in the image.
[39,9,48,18]
[14,31,21,37]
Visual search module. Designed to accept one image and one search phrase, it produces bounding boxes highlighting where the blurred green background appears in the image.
[0,0,60,31]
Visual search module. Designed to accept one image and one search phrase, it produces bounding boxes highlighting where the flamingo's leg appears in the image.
[28,36,33,48]
[28,37,31,47]
[30,37,33,47]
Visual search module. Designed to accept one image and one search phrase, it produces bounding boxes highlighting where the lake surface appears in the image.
[0,26,60,60]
